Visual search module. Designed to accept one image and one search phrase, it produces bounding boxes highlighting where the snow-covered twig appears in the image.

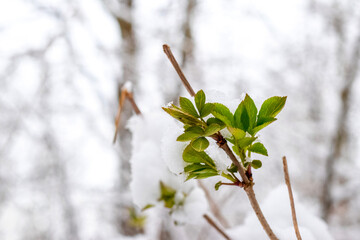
[282,156,302,240]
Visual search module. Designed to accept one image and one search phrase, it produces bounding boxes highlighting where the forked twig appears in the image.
[113,85,141,144]
[282,156,302,240]
[203,214,232,240]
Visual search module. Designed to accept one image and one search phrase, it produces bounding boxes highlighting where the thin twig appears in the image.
[203,214,232,240]
[113,87,141,144]
[282,157,302,240]
[163,44,196,97]
[163,44,279,240]
[198,180,230,228]
[127,92,141,115]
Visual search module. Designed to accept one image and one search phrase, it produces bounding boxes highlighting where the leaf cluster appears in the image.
[163,90,286,189]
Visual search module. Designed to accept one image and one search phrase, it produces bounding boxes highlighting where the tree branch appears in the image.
[163,44,196,97]
[203,214,232,240]
[282,157,302,240]
[163,44,279,240]
[198,180,230,228]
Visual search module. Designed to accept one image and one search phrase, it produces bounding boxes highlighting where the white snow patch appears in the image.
[228,185,334,240]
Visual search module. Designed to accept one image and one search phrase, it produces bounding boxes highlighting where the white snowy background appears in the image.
[1,0,360,239]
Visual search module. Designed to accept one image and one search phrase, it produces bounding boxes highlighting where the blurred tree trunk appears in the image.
[171,0,197,103]
[320,2,360,221]
[104,0,140,235]
[39,58,79,240]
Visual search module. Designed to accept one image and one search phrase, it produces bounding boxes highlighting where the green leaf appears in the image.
[234,102,245,130]
[162,106,204,126]
[228,127,246,139]
[141,204,154,211]
[237,137,257,148]
[191,137,210,152]
[251,160,262,169]
[184,163,206,173]
[206,117,226,128]
[185,126,204,135]
[185,169,218,181]
[185,172,198,181]
[234,94,257,131]
[158,181,176,208]
[232,145,240,155]
[226,137,235,144]
[212,103,234,127]
[200,103,214,117]
[177,132,201,141]
[193,172,219,179]
[251,117,277,135]
[243,94,257,130]
[248,142,268,156]
[195,90,206,112]
[215,181,222,191]
[258,96,287,119]
[227,163,238,173]
[179,97,199,117]
[204,124,222,136]
[182,145,215,167]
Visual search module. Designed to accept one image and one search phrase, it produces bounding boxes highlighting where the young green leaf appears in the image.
[206,117,226,128]
[179,97,199,117]
[191,137,210,152]
[185,167,218,181]
[182,145,215,167]
[185,126,204,135]
[234,102,245,130]
[195,90,206,112]
[258,96,287,119]
[162,106,204,126]
[200,103,214,117]
[204,124,222,136]
[184,163,207,173]
[141,204,155,211]
[232,145,240,155]
[250,117,277,135]
[159,181,176,208]
[215,181,222,191]
[228,126,246,139]
[243,94,257,130]
[237,136,257,148]
[177,132,201,141]
[248,142,268,156]
[212,103,234,127]
[193,172,219,179]
[227,163,238,173]
[251,160,262,169]
[225,137,235,144]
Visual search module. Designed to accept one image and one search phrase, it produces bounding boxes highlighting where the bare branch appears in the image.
[198,180,230,228]
[163,44,196,97]
[203,214,232,240]
[282,157,302,240]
